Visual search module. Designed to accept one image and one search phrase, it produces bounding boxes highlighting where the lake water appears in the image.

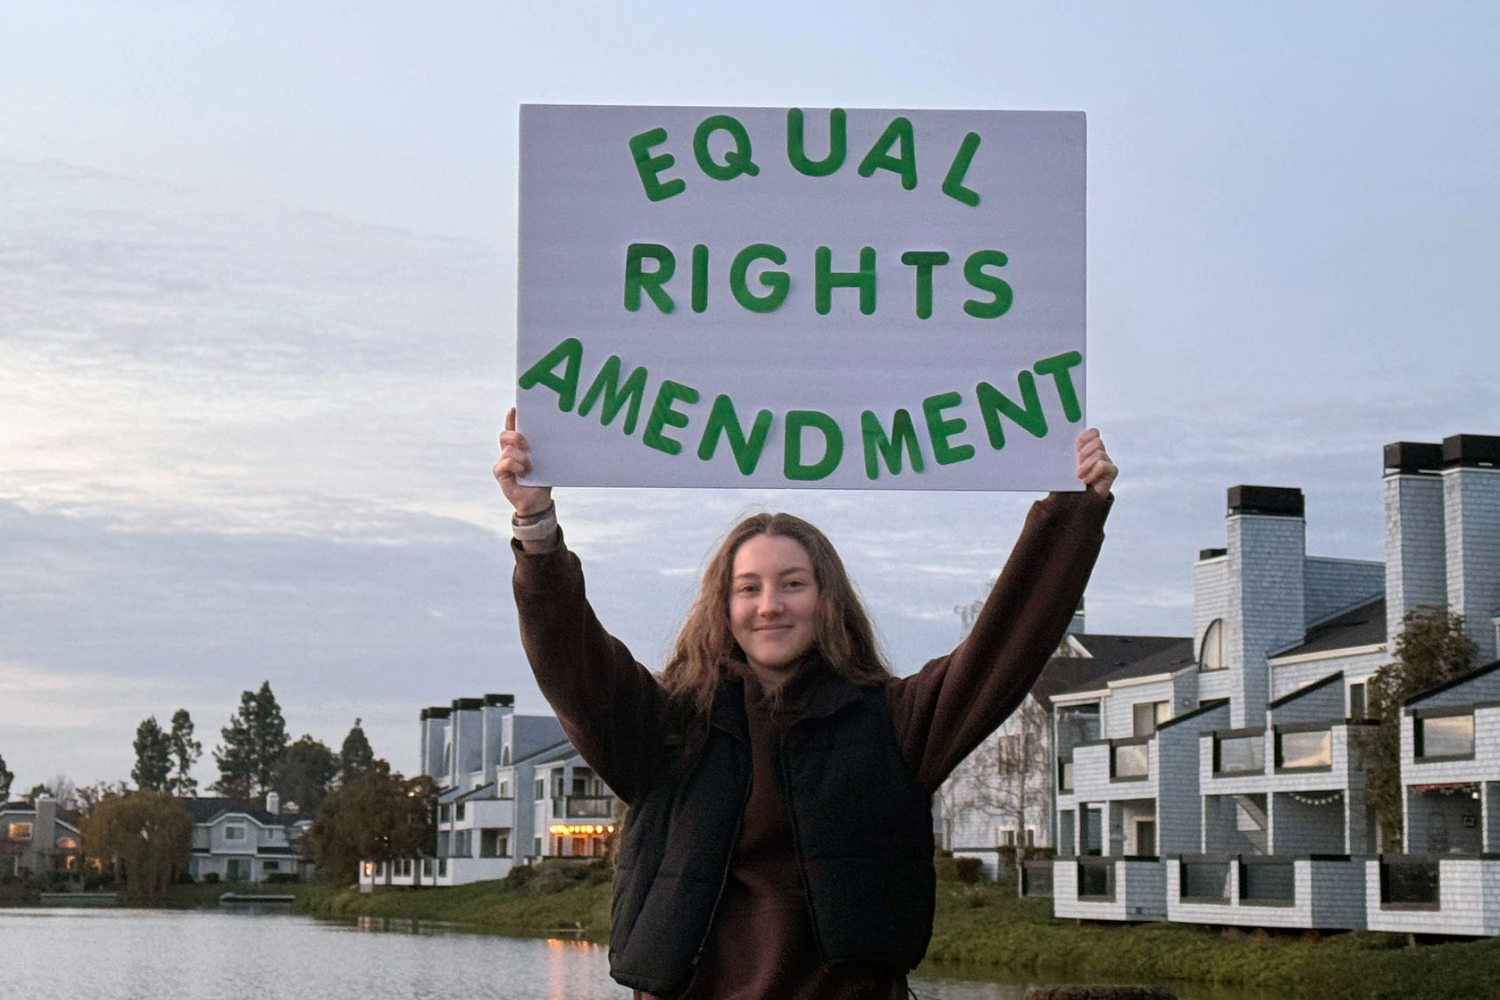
[0,907,1267,1000]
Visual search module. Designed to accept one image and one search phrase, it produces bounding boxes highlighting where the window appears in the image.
[481,829,510,858]
[1416,713,1475,759]
[1213,732,1265,775]
[8,822,33,840]
[1112,741,1149,779]
[263,860,280,872]
[501,746,511,766]
[1001,829,1016,846]
[535,779,545,801]
[1025,828,1036,848]
[455,803,466,822]
[1132,701,1168,738]
[224,823,247,842]
[1350,682,1367,720]
[533,837,542,857]
[1058,758,1074,793]
[1199,619,1225,671]
[1275,728,1331,770]
[498,780,510,798]
[554,774,566,797]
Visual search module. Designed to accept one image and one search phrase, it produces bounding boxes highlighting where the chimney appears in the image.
[1383,441,1447,648]
[451,698,484,776]
[419,706,451,780]
[1442,434,1500,663]
[1226,486,1306,727]
[480,695,513,783]
[266,790,280,816]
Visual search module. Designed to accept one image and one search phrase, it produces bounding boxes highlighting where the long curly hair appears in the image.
[661,512,890,722]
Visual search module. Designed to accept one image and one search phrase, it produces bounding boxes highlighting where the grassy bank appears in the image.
[302,870,1500,999]
[297,861,612,938]
[0,879,316,908]
[925,880,1500,1000]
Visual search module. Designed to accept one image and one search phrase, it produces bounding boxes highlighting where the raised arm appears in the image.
[887,429,1117,791]
[496,409,667,803]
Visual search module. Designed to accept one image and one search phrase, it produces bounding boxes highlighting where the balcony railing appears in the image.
[1275,725,1332,771]
[1020,860,1053,897]
[560,795,615,819]
[1212,729,1266,776]
[1239,857,1294,905]
[1077,857,1115,900]
[1178,857,1231,903]
[1379,856,1440,909]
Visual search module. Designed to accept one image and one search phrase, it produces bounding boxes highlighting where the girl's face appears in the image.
[728,533,821,692]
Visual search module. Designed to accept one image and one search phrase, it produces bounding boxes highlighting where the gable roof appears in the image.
[178,797,311,826]
[1048,635,1195,701]
[1271,597,1386,659]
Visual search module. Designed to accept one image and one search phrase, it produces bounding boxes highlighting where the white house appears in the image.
[361,693,619,891]
[1052,433,1500,936]
[184,793,315,883]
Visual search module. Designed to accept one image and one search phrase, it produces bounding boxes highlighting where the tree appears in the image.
[270,735,339,812]
[132,716,173,791]
[213,681,289,799]
[168,709,202,797]
[75,781,129,817]
[1357,606,1477,851]
[308,760,436,883]
[80,790,193,902]
[22,776,77,808]
[0,752,12,802]
[338,718,374,784]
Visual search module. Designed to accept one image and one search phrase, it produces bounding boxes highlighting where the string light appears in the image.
[548,824,616,835]
[1288,791,1342,806]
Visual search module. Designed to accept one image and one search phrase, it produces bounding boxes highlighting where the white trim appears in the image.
[1107,666,1193,690]
[1053,690,1107,704]
[1269,643,1385,667]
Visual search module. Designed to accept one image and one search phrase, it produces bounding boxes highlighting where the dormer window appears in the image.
[1199,619,1225,672]
[1415,710,1475,761]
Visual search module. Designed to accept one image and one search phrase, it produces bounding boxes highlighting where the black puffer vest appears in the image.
[608,671,936,998]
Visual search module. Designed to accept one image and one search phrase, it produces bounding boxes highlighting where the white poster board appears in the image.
[517,105,1085,491]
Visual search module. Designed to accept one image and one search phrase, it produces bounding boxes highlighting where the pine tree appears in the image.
[131,716,173,791]
[213,681,289,800]
[270,735,339,812]
[339,718,375,784]
[168,709,202,797]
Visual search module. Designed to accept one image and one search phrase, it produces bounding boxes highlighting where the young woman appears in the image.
[494,412,1116,1000]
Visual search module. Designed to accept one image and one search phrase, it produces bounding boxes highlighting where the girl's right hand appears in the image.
[493,407,553,516]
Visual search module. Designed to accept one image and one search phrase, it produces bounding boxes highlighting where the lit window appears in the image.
[8,822,33,840]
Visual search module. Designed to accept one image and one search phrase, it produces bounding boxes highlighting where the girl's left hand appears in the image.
[1075,428,1118,497]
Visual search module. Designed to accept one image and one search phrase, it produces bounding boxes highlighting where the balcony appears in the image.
[1168,854,1364,930]
[1367,855,1500,936]
[1239,856,1295,905]
[1377,856,1439,910]
[1077,857,1115,900]
[1274,724,1332,773]
[1020,859,1053,897]
[1212,728,1265,777]
[1053,856,1167,921]
[552,795,615,820]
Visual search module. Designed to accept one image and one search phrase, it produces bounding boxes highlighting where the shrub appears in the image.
[202,872,220,885]
[935,855,983,883]
[265,872,300,885]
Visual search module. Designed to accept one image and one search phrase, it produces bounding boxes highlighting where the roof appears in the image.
[1405,658,1500,708]
[177,798,311,826]
[514,739,577,768]
[1272,597,1386,659]
[1048,634,1195,701]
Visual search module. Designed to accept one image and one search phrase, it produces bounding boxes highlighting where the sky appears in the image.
[1,1,1497,791]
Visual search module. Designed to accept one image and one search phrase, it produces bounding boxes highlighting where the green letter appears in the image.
[861,409,926,480]
[900,250,950,319]
[962,249,1013,319]
[691,244,709,314]
[693,114,760,181]
[815,245,876,315]
[787,108,846,177]
[1033,351,1084,423]
[697,394,773,475]
[624,243,676,313]
[517,337,584,412]
[922,391,975,466]
[856,116,917,191]
[940,131,982,207]
[729,243,789,312]
[784,410,844,481]
[627,127,686,202]
[642,380,701,456]
[577,355,649,435]
[975,371,1049,450]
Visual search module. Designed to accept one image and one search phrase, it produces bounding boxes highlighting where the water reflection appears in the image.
[0,908,1274,1000]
